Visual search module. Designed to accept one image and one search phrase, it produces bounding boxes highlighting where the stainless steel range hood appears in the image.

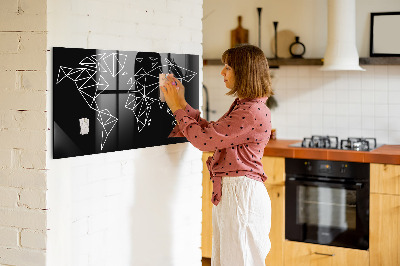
[320,0,365,71]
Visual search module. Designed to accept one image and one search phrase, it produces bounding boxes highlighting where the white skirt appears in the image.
[212,176,271,266]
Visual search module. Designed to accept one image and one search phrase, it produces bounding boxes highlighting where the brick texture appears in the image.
[21,229,47,249]
[0,227,19,247]
[46,0,203,266]
[0,0,47,264]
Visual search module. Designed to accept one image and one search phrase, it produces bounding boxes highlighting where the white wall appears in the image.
[204,65,400,144]
[271,65,400,144]
[203,0,400,145]
[203,0,400,58]
[46,0,203,266]
[0,0,48,265]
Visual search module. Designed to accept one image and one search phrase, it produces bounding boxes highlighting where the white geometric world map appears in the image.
[56,52,197,150]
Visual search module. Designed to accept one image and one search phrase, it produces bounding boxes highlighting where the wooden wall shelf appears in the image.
[359,57,400,65]
[203,57,400,67]
[203,58,323,67]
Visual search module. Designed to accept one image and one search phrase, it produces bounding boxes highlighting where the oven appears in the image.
[285,158,370,250]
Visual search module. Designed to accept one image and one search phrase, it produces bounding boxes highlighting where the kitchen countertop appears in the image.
[263,139,400,165]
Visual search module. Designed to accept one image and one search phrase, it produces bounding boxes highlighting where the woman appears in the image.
[162,44,273,266]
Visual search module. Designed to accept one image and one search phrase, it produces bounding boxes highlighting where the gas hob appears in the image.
[289,135,383,151]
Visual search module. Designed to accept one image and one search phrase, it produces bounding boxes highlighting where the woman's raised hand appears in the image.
[161,75,187,113]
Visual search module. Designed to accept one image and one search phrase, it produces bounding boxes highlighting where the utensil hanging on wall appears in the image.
[273,21,279,58]
[231,16,249,48]
[257,8,262,48]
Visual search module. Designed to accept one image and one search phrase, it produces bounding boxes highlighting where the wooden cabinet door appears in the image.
[370,193,400,266]
[262,156,285,186]
[284,241,369,266]
[202,152,213,258]
[370,163,400,195]
[264,184,285,266]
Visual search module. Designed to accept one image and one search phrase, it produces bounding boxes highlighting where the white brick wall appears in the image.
[0,0,48,265]
[3,0,203,264]
[46,1,203,266]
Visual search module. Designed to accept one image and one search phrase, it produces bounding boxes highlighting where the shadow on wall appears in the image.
[129,144,191,265]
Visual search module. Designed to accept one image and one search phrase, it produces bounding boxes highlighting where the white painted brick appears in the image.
[87,164,108,183]
[105,162,122,179]
[104,178,122,196]
[0,187,19,208]
[0,227,19,247]
[88,20,127,38]
[0,33,20,54]
[180,15,202,30]
[189,3,203,19]
[0,52,47,71]
[87,33,124,51]
[0,90,46,111]
[19,0,47,15]
[48,30,88,49]
[19,189,46,209]
[0,32,47,71]
[0,129,46,150]
[16,70,47,91]
[20,229,46,249]
[0,150,11,169]
[0,208,46,230]
[0,169,47,189]
[166,0,191,14]
[87,211,109,233]
[0,247,45,266]
[20,150,46,169]
[71,166,88,186]
[191,32,203,45]
[0,110,47,131]
[0,13,46,32]
[0,0,18,13]
[120,36,153,52]
[71,218,88,237]
[151,12,180,28]
[11,148,21,169]
[136,24,171,41]
[0,71,16,90]
[180,42,202,55]
[129,0,167,13]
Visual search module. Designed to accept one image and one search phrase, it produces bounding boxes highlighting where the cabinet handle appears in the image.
[313,252,335,257]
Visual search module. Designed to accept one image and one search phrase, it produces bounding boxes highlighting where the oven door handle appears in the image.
[286,177,364,189]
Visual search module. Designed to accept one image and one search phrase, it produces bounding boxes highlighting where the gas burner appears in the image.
[301,135,339,149]
[340,137,377,151]
[290,136,381,151]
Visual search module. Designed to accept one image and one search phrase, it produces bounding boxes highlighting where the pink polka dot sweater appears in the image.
[169,97,272,206]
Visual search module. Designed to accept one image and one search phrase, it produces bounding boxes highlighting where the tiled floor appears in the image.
[202,257,211,266]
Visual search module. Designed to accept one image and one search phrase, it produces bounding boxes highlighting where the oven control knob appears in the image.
[304,161,312,171]
[340,164,347,174]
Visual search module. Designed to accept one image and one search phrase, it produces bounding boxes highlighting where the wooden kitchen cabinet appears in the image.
[262,156,285,266]
[370,163,400,195]
[370,163,400,266]
[370,193,400,266]
[264,184,285,266]
[202,152,213,258]
[284,241,369,266]
[201,153,286,265]
[261,156,285,186]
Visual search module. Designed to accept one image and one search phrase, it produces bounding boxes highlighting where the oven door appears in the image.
[285,177,369,250]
